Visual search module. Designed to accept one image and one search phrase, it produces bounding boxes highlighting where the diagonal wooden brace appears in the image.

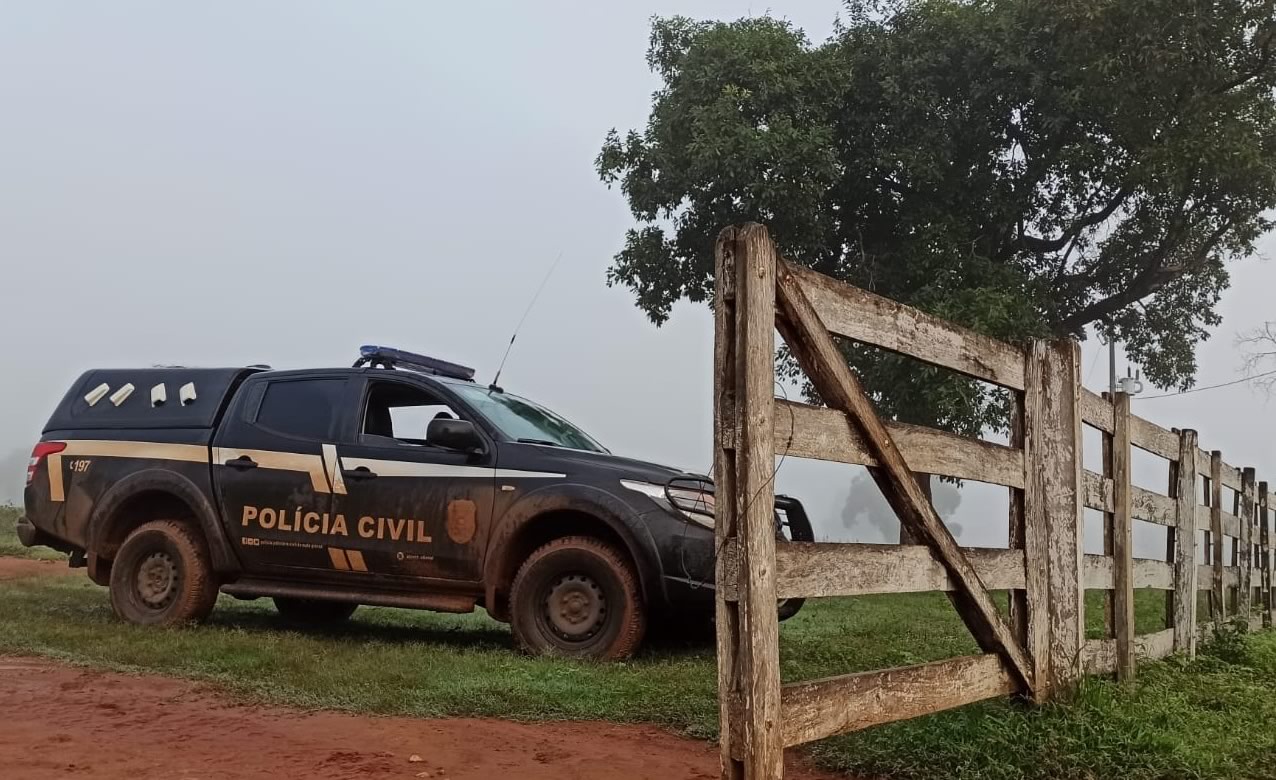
[773,258,1036,695]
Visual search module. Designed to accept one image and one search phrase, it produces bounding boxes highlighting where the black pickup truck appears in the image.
[20,346,812,659]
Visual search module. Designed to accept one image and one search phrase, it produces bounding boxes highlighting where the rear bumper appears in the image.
[15,515,39,547]
[15,515,77,553]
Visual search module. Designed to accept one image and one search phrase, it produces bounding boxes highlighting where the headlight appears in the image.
[621,479,715,529]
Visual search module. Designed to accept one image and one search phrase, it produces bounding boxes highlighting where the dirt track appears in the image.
[0,559,837,780]
[0,557,73,581]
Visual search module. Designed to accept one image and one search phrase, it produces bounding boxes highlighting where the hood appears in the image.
[514,444,695,485]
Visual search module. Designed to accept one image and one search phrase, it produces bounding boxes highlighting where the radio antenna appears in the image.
[490,250,564,391]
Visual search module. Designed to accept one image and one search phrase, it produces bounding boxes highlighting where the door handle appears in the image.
[342,466,377,481]
[224,456,258,470]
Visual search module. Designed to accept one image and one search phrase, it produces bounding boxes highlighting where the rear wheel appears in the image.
[273,597,358,626]
[109,519,217,626]
[509,536,645,660]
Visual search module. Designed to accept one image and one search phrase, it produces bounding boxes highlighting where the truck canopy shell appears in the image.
[44,367,261,433]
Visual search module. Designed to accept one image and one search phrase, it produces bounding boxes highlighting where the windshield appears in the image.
[442,381,607,453]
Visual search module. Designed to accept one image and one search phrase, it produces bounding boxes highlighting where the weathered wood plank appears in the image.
[1111,393,1135,680]
[1197,565,1243,590]
[1172,431,1199,656]
[783,262,1026,391]
[715,224,783,779]
[1239,468,1255,621]
[1079,389,1114,433]
[711,228,744,780]
[1028,340,1085,693]
[1083,470,1112,513]
[1128,414,1179,461]
[1196,506,1243,538]
[721,543,1026,601]
[1084,554,1114,589]
[1261,482,1272,629]
[1132,485,1177,527]
[779,654,1016,747]
[1210,451,1225,623]
[775,258,1036,695]
[1082,629,1178,675]
[1008,393,1030,656]
[774,400,1025,488]
[1219,462,1243,492]
[1137,628,1176,661]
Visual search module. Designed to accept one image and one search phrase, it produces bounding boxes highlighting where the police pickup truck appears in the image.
[19,346,812,659]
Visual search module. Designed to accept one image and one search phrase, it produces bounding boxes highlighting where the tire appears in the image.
[273,597,358,626]
[109,519,218,627]
[509,536,646,660]
[777,502,815,622]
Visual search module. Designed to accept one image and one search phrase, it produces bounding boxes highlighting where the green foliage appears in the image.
[3,578,1276,779]
[0,505,61,560]
[599,1,1276,431]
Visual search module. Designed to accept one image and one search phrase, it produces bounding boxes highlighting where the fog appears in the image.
[1,2,1272,557]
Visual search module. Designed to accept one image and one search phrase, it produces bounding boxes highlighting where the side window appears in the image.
[362,381,459,444]
[255,379,345,440]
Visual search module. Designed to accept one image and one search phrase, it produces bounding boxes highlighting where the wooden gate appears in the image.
[712,223,1274,779]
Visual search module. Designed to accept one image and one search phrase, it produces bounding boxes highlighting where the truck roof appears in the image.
[45,367,262,433]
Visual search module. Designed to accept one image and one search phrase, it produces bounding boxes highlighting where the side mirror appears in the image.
[427,418,484,453]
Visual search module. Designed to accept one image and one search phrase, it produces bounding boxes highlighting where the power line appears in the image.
[1139,368,1276,399]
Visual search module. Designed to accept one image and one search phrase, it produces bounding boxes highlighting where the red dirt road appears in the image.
[0,557,838,780]
[0,658,839,780]
[0,557,73,581]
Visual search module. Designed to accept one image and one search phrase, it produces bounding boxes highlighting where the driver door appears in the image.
[328,376,495,584]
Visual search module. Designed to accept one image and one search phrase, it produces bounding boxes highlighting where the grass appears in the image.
[0,505,61,560]
[1,563,1274,780]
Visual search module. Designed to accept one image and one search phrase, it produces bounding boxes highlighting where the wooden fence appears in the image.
[712,224,1276,780]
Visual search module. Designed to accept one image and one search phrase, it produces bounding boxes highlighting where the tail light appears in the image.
[27,441,66,486]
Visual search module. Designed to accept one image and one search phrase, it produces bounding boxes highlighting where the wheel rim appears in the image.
[135,551,178,609]
[543,573,606,642]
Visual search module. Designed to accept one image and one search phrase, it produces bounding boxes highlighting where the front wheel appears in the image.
[509,536,646,660]
[273,597,358,626]
[109,519,218,627]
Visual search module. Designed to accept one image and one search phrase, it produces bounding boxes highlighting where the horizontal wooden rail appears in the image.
[1196,506,1242,538]
[1082,628,1176,674]
[1196,565,1243,590]
[784,263,1027,391]
[774,400,1025,488]
[1079,389,1113,433]
[1196,452,1244,492]
[720,542,1026,601]
[1128,416,1179,461]
[1083,555,1174,590]
[1083,471,1176,526]
[778,654,1017,747]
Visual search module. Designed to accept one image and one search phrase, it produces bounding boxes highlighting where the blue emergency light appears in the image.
[354,345,476,381]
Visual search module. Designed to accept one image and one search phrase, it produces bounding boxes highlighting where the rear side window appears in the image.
[255,379,345,440]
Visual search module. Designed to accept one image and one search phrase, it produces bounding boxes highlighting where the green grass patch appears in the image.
[0,505,62,560]
[1,571,1274,779]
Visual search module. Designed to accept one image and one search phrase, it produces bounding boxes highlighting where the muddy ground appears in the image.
[0,559,836,780]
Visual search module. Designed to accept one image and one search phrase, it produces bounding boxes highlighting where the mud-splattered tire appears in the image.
[509,536,645,660]
[273,598,357,626]
[109,519,218,627]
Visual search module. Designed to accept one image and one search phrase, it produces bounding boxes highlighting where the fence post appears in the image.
[1026,339,1084,692]
[1209,451,1225,625]
[1261,482,1272,629]
[713,224,782,780]
[1111,393,1135,680]
[1172,431,1199,656]
[1240,468,1255,624]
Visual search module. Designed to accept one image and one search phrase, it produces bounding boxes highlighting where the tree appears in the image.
[1239,320,1276,394]
[598,1,1276,435]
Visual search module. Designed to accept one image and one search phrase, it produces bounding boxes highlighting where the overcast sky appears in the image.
[2,2,1273,557]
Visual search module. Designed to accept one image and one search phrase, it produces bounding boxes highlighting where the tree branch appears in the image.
[1018,184,1135,254]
